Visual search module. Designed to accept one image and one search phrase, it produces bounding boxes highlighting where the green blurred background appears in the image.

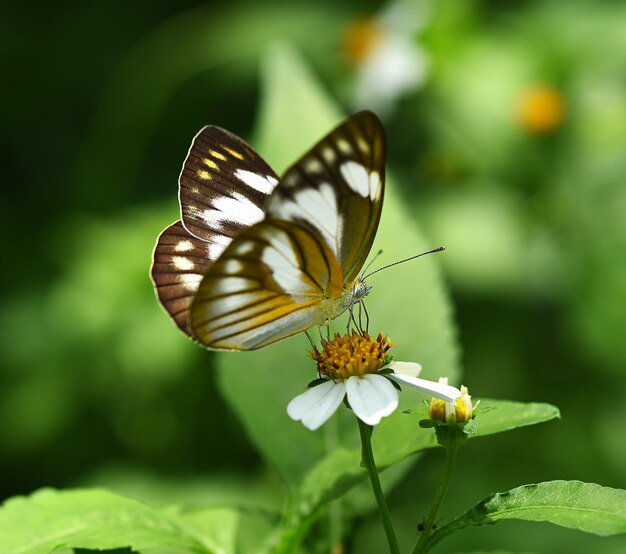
[2,0,625,551]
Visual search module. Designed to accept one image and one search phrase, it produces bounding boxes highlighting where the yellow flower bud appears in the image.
[428,380,477,424]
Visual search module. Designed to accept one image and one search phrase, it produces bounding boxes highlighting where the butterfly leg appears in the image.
[361,301,370,334]
[347,304,360,334]
[305,330,316,350]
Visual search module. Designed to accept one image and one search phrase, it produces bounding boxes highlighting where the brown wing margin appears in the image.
[189,219,344,350]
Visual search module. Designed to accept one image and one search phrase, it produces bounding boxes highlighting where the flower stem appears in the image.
[325,418,343,551]
[412,443,459,554]
[357,418,400,554]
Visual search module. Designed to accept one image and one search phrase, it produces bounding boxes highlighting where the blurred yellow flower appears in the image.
[515,84,567,134]
[341,18,384,67]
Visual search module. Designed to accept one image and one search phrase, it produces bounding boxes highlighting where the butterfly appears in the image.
[151,111,385,350]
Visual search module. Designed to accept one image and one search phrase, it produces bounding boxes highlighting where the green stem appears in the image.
[357,418,400,554]
[325,418,343,551]
[412,443,458,554]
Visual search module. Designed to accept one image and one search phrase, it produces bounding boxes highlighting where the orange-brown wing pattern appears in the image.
[189,219,344,350]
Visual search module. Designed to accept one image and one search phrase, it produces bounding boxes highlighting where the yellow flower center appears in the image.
[341,17,385,67]
[310,331,392,380]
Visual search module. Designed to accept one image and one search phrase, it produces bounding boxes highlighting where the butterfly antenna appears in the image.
[362,246,446,281]
[361,249,384,277]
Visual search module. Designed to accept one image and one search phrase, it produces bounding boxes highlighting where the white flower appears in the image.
[288,360,461,431]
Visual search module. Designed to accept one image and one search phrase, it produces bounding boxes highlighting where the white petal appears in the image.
[387,361,422,377]
[390,374,461,403]
[287,380,347,431]
[345,374,399,426]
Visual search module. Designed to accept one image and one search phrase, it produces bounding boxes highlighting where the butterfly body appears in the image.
[151,111,385,350]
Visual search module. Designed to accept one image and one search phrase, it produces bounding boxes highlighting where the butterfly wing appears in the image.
[267,111,385,283]
[189,219,344,350]
[151,126,279,336]
[178,125,279,248]
[151,221,212,335]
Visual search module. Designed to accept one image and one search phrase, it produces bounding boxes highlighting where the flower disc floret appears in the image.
[311,331,392,380]
[428,382,477,424]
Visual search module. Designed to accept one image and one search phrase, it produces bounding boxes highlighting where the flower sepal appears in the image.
[377,365,395,376]
[436,421,475,448]
[378,366,402,391]
[419,417,478,447]
[307,377,330,388]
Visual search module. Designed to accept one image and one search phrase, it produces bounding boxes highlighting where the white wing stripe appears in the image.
[234,169,279,193]
[207,234,232,260]
[197,194,264,229]
[339,160,381,200]
[212,277,260,296]
[269,184,340,257]
[178,273,203,291]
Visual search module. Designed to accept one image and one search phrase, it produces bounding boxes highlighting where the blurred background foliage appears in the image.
[1,0,625,552]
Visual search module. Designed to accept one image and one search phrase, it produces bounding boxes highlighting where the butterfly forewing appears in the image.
[267,111,385,283]
[189,219,344,350]
[179,126,279,247]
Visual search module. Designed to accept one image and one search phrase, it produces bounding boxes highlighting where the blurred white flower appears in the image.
[342,0,431,113]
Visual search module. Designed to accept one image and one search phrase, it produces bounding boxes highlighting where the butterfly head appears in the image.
[341,278,372,311]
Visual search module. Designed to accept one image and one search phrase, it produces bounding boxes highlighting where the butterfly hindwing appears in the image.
[267,111,385,283]
[151,221,212,335]
[189,219,344,350]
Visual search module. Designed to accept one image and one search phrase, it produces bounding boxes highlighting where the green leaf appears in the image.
[216,44,461,489]
[285,397,561,527]
[473,399,561,436]
[375,398,560,466]
[431,481,626,546]
[0,488,238,554]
